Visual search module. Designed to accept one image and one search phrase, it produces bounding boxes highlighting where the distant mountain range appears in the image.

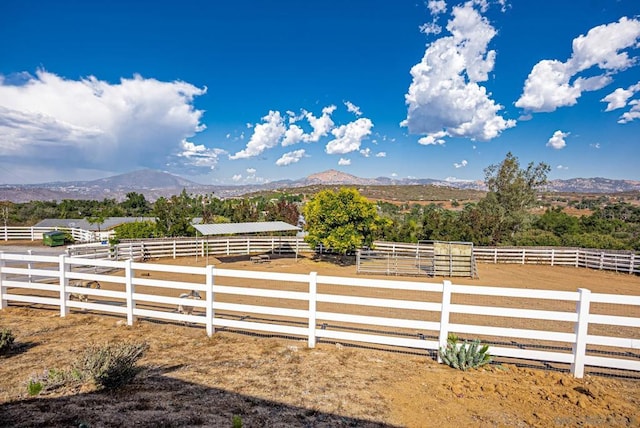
[1,169,639,203]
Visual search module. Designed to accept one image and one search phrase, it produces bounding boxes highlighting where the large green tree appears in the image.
[152,189,196,237]
[482,152,550,243]
[303,188,387,254]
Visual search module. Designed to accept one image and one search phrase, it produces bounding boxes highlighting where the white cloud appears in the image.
[344,101,362,116]
[338,158,351,166]
[404,3,515,142]
[325,118,373,154]
[427,0,447,15]
[246,168,256,174]
[230,111,287,159]
[232,174,242,182]
[281,124,305,146]
[418,131,447,145]
[546,130,569,150]
[454,159,468,168]
[276,149,306,166]
[556,165,569,170]
[391,172,398,177]
[590,142,601,149]
[376,152,387,157]
[178,140,226,169]
[421,0,447,35]
[303,105,336,142]
[601,81,640,123]
[0,70,206,180]
[419,22,443,35]
[359,148,371,157]
[516,17,640,113]
[618,100,640,124]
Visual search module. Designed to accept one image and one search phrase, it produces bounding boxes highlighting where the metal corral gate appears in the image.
[356,240,478,278]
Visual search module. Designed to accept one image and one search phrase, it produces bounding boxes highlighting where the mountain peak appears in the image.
[87,169,200,189]
[305,169,376,185]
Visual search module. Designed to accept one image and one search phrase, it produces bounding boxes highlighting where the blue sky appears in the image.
[0,0,639,185]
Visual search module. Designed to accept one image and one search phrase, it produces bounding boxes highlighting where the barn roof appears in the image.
[193,221,300,236]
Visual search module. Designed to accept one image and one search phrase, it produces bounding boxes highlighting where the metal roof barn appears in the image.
[193,221,300,236]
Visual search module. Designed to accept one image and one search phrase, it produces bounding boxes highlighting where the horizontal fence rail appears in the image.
[372,241,640,276]
[67,236,314,261]
[1,252,638,378]
[1,226,95,243]
[3,226,637,275]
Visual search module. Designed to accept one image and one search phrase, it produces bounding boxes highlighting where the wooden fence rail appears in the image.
[2,226,637,275]
[1,252,639,378]
[1,226,95,243]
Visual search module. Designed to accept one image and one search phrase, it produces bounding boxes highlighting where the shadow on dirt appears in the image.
[0,367,399,428]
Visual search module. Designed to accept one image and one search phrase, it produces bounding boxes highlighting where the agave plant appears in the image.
[439,337,492,371]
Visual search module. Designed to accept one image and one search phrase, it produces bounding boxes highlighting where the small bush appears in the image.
[0,328,15,354]
[76,341,148,389]
[439,337,491,371]
[232,415,243,428]
[26,367,85,395]
[27,379,43,396]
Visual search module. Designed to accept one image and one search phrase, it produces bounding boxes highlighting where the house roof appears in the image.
[193,221,300,236]
[33,217,155,231]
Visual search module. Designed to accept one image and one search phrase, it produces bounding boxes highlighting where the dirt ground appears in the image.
[1,247,640,427]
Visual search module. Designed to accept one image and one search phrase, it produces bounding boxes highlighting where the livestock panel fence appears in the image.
[1,252,639,379]
[357,241,478,278]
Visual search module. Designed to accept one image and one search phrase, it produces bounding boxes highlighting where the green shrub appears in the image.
[232,415,243,428]
[439,337,491,371]
[27,379,43,396]
[76,341,148,389]
[26,367,85,395]
[0,328,15,354]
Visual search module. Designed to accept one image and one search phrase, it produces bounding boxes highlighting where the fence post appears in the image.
[571,288,591,378]
[494,248,498,264]
[125,259,135,325]
[521,248,526,265]
[3,225,7,241]
[59,254,69,317]
[551,248,555,266]
[27,249,33,282]
[437,280,453,363]
[206,265,215,337]
[0,252,6,309]
[173,240,176,259]
[630,253,635,274]
[31,227,35,241]
[308,272,318,348]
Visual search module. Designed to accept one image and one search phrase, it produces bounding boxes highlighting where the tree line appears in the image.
[2,153,639,251]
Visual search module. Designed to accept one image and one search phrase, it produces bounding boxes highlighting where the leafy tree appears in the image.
[113,221,157,240]
[482,152,550,243]
[303,188,387,254]
[121,192,151,216]
[152,190,196,237]
[535,207,580,237]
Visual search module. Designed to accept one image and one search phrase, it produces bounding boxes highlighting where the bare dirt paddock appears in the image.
[1,253,640,427]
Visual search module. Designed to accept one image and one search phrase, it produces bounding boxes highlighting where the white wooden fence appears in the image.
[372,241,640,275]
[66,236,313,261]
[1,226,95,243]
[1,252,638,378]
[3,227,638,276]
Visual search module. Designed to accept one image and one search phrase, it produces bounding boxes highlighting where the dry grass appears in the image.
[1,256,640,427]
